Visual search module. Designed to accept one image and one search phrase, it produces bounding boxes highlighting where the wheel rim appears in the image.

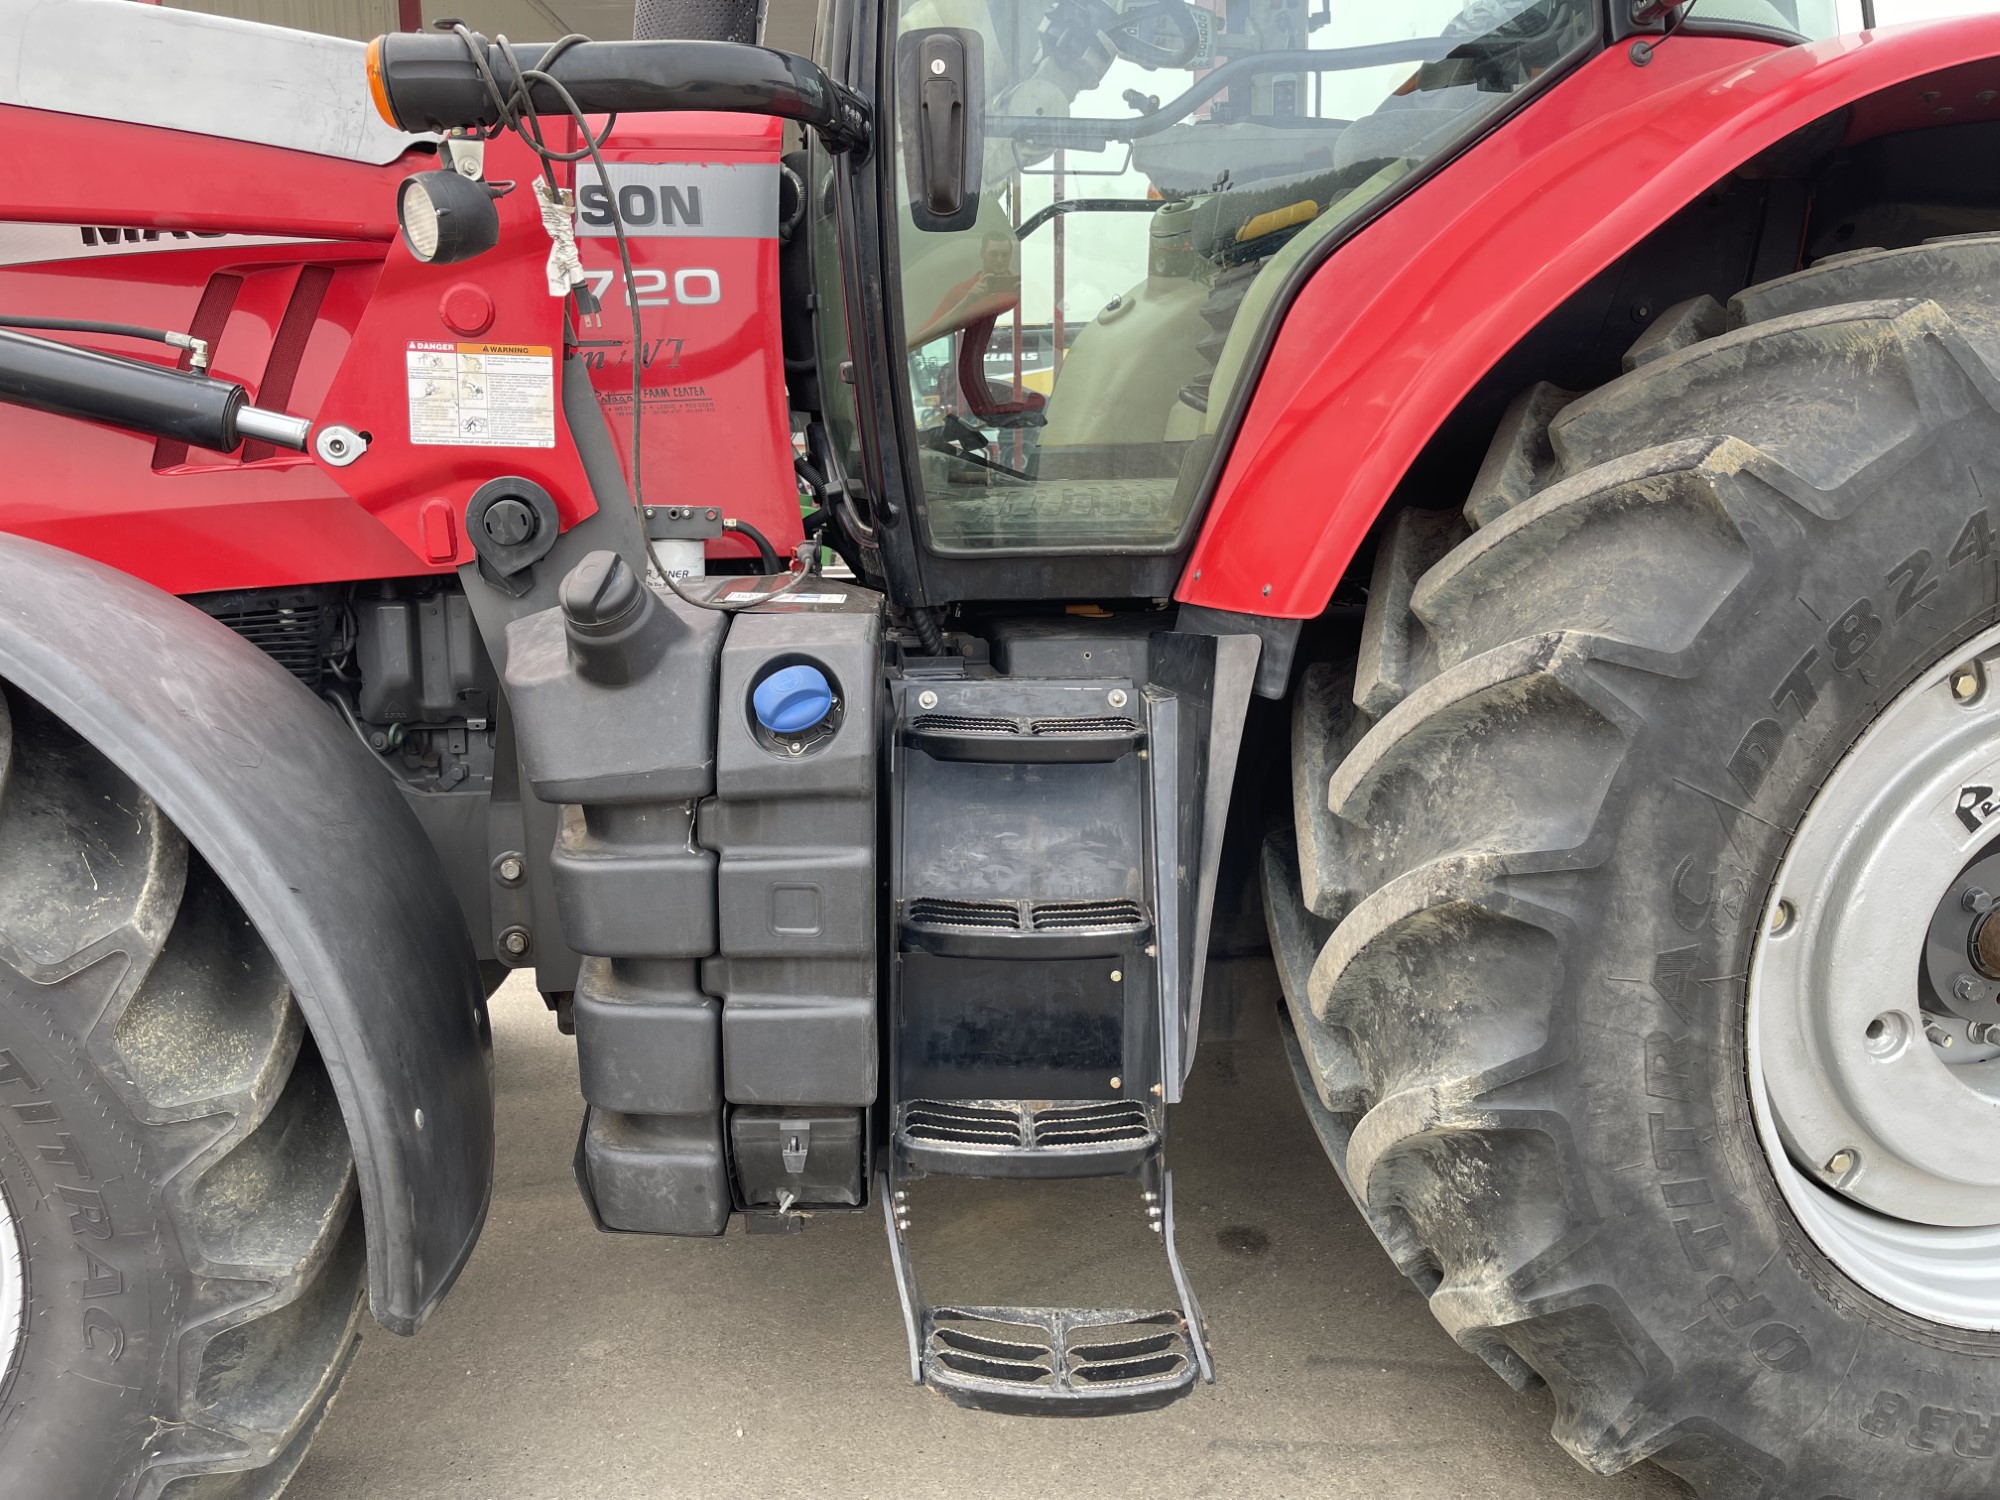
[0,1172,23,1394]
[1750,623,2000,1330]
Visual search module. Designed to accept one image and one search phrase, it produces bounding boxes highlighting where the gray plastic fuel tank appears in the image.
[505,552,731,1234]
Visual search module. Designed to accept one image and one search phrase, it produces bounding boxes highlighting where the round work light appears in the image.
[397,170,502,266]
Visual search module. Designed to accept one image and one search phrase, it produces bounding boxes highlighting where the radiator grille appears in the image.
[192,587,333,688]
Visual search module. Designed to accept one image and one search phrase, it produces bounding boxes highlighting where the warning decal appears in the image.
[406,341,555,448]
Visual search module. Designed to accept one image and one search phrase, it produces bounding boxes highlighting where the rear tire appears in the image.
[0,685,364,1500]
[1267,235,2000,1497]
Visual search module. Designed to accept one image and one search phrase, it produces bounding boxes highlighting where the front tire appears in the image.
[1267,236,2000,1497]
[0,685,365,1499]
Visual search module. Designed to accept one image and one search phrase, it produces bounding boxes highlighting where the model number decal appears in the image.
[583,267,722,309]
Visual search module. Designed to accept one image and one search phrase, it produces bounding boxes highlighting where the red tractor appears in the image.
[0,0,1996,1493]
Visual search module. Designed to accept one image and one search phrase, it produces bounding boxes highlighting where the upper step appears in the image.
[904,709,1145,764]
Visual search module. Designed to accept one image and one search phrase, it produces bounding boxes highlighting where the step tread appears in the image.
[896,1098,1159,1178]
[923,1306,1197,1411]
[881,1166,1213,1413]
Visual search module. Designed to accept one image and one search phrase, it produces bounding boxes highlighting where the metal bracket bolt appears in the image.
[315,424,368,467]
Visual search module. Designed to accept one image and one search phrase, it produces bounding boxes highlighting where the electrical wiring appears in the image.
[446,23,817,613]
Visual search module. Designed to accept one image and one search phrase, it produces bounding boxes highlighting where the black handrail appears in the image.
[374,35,872,154]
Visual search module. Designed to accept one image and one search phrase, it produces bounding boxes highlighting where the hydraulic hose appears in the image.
[0,315,210,369]
[723,517,782,573]
[0,328,309,453]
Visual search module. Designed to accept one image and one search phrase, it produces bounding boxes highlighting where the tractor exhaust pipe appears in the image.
[0,328,310,454]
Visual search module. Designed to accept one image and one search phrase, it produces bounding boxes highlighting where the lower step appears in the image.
[881,1165,1214,1413]
[922,1305,1196,1414]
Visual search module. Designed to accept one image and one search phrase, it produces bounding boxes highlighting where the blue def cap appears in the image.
[753,664,834,735]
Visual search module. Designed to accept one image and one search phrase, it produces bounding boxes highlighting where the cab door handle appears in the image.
[900,28,982,229]
[917,32,968,217]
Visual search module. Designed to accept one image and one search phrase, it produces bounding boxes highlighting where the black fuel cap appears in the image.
[559,550,645,635]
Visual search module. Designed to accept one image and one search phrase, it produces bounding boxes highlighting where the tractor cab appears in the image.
[813,0,1839,601]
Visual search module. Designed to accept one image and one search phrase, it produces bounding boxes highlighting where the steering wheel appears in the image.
[1104,0,1204,70]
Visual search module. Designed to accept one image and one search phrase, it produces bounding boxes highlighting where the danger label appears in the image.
[406,341,554,448]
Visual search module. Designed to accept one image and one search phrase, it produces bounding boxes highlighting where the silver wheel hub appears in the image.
[1751,625,2000,1330]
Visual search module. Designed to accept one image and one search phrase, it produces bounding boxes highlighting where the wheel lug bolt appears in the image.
[1966,888,1996,915]
[1955,974,1982,1003]
[1824,1150,1856,1178]
[1926,1021,1956,1049]
[1953,666,1984,701]
[1969,1021,1999,1044]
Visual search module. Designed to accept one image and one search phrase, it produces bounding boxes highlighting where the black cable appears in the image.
[455,26,813,613]
[1630,0,1701,57]
[0,315,206,367]
[794,453,826,502]
[723,517,782,572]
[910,605,946,654]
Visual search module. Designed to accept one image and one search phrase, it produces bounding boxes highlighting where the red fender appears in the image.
[1178,18,2000,620]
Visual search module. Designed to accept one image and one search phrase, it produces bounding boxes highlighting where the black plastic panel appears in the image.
[579,1108,731,1236]
[573,957,720,1116]
[730,1106,864,1207]
[504,558,734,1235]
[703,591,883,1107]
[900,952,1128,1101]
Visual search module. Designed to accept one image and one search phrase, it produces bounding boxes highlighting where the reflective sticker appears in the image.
[406,341,554,448]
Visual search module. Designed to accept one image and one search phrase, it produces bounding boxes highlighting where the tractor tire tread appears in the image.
[0,688,363,1500]
[1274,233,2000,1493]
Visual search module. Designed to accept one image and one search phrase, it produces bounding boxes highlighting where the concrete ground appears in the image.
[290,965,1693,1500]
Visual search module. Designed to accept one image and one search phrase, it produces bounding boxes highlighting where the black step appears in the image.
[921,1306,1196,1414]
[897,1098,1158,1178]
[904,710,1145,764]
[900,896,1152,959]
[881,1164,1214,1414]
